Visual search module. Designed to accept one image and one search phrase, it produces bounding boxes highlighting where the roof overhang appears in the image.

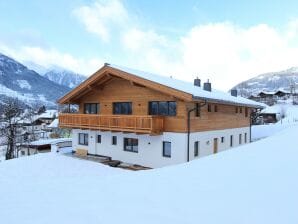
[58,64,193,104]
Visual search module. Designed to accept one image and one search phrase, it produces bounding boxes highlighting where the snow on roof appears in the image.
[109,64,264,108]
[30,138,72,146]
[37,110,57,119]
[261,105,282,114]
[48,118,58,128]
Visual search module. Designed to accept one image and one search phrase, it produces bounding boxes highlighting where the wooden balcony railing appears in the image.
[59,113,164,135]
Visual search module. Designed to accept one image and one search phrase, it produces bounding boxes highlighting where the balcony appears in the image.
[59,113,164,135]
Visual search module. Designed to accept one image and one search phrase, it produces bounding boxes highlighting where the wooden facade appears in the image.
[58,66,253,134]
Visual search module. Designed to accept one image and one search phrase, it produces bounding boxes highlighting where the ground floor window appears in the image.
[124,138,138,153]
[230,135,233,147]
[97,135,101,143]
[221,137,224,143]
[163,141,171,158]
[112,136,117,145]
[78,133,88,145]
[239,134,242,144]
[244,133,247,143]
[194,141,200,157]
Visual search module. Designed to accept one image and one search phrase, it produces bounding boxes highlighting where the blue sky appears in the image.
[1,0,298,90]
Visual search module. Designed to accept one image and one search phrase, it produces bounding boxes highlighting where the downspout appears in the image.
[187,100,207,162]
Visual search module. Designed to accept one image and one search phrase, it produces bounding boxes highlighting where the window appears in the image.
[194,141,200,157]
[84,103,99,114]
[162,141,171,157]
[78,133,88,145]
[245,108,248,117]
[235,107,238,113]
[208,104,212,112]
[124,138,138,153]
[239,134,242,144]
[113,102,132,115]
[239,107,242,113]
[214,105,218,112]
[221,137,224,143]
[230,135,233,147]
[148,101,176,116]
[195,103,200,117]
[112,136,117,145]
[97,135,101,143]
[245,133,247,143]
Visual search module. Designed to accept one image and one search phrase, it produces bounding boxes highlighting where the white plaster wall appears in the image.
[72,129,187,168]
[72,127,250,168]
[188,127,250,161]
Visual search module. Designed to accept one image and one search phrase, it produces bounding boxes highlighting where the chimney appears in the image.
[104,62,110,66]
[231,89,238,97]
[194,77,201,87]
[203,79,212,92]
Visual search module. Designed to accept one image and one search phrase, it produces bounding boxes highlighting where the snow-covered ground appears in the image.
[0,124,298,224]
[252,104,298,140]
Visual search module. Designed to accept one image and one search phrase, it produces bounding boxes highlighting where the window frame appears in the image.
[78,133,88,145]
[148,101,177,116]
[113,102,132,115]
[230,135,233,147]
[112,136,117,145]
[123,138,139,153]
[208,104,212,112]
[97,135,101,143]
[84,103,99,114]
[221,137,224,143]
[162,141,171,158]
[194,141,199,157]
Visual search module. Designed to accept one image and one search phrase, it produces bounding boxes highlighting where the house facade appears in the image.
[58,64,263,168]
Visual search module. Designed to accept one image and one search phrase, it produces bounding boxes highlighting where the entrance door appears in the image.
[213,138,218,154]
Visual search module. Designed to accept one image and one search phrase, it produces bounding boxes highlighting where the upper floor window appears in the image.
[214,105,218,112]
[78,133,88,145]
[239,107,243,113]
[245,108,248,117]
[235,106,238,113]
[149,101,176,116]
[84,103,99,114]
[208,104,212,112]
[113,102,132,115]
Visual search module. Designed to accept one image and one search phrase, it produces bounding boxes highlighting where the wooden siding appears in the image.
[186,102,251,132]
[60,76,252,133]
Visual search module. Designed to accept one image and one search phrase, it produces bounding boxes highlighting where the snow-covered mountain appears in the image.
[23,62,86,88]
[43,68,86,88]
[232,67,298,96]
[0,53,70,108]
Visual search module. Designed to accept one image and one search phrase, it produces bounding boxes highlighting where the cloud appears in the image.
[73,0,128,42]
[0,43,103,75]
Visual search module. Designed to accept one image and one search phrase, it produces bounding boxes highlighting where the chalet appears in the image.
[58,64,264,168]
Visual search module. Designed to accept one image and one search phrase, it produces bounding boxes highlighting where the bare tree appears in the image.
[0,98,23,160]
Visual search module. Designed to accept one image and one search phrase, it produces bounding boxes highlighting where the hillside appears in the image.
[0,53,70,108]
[0,123,298,223]
[43,68,86,88]
[232,67,298,96]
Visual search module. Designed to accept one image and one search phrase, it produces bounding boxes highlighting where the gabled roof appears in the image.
[58,64,265,108]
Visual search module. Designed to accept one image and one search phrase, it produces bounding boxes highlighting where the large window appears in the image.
[78,133,88,145]
[162,141,171,158]
[148,101,176,116]
[113,102,132,115]
[194,141,200,157]
[124,138,138,153]
[84,103,99,114]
